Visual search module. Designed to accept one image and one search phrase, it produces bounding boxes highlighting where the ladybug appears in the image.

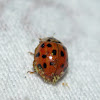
[32,37,68,84]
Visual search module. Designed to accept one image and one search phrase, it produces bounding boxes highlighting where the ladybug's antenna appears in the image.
[53,33,56,36]
[49,33,56,38]
[33,31,43,40]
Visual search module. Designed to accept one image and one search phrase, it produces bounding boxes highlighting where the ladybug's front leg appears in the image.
[27,52,35,74]
[28,52,34,56]
[27,71,35,74]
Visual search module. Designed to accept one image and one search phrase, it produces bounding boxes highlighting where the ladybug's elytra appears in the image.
[32,37,68,84]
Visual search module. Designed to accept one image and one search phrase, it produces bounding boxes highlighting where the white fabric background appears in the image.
[0,0,100,100]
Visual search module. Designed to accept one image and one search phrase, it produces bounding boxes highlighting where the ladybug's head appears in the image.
[39,37,62,44]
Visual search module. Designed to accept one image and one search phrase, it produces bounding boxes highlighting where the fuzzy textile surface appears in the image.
[0,0,100,100]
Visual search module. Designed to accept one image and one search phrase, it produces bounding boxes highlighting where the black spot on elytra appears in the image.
[47,39,51,42]
[37,64,42,69]
[42,55,46,58]
[52,50,56,55]
[36,52,40,57]
[61,51,64,56]
[56,41,61,43]
[61,64,64,68]
[47,44,52,47]
[50,62,54,65]
[43,63,47,68]
[41,43,45,48]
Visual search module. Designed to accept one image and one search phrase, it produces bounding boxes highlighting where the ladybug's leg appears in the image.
[39,38,43,43]
[27,71,36,74]
[28,52,35,74]
[39,38,42,41]
[28,52,34,56]
[62,83,70,88]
